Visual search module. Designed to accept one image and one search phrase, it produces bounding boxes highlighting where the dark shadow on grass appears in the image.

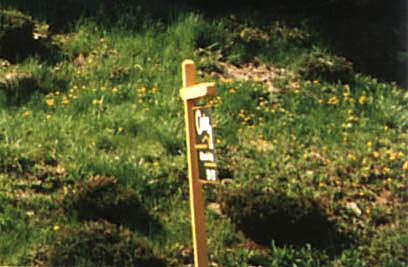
[221,186,356,257]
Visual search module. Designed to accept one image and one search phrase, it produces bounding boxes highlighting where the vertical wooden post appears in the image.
[182,59,209,267]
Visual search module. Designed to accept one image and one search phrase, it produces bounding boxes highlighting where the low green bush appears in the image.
[220,185,354,254]
[59,175,161,233]
[300,51,354,83]
[45,220,166,266]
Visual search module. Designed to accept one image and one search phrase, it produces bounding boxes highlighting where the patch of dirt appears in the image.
[200,59,298,93]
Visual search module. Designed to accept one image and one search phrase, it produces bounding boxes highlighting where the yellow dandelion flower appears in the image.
[24,111,30,116]
[366,209,370,214]
[118,127,123,133]
[367,141,372,147]
[402,160,408,170]
[373,151,379,158]
[358,95,366,104]
[112,87,118,94]
[100,37,104,42]
[46,114,52,120]
[101,87,105,91]
[55,91,60,95]
[61,97,69,104]
[389,153,397,161]
[359,191,364,196]
[54,225,60,231]
[383,167,390,172]
[46,98,55,106]
[153,161,159,167]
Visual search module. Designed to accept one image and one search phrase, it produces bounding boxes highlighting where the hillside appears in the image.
[0,1,407,266]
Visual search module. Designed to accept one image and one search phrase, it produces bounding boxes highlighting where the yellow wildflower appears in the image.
[389,153,397,161]
[46,98,55,106]
[61,97,69,104]
[366,209,370,214]
[24,111,30,116]
[46,114,52,120]
[373,151,379,158]
[112,87,118,94]
[403,160,408,170]
[358,95,366,104]
[54,225,60,231]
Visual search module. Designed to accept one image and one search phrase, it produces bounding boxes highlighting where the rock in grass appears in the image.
[346,202,362,217]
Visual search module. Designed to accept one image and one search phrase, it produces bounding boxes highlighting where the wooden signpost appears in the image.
[180,59,217,267]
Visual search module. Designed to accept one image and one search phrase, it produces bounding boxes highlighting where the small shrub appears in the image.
[59,175,161,233]
[221,185,354,255]
[45,220,166,266]
[300,51,354,83]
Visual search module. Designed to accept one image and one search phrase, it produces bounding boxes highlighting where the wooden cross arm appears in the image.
[180,82,216,101]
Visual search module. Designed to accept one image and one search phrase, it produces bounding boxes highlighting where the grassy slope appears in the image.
[0,1,407,266]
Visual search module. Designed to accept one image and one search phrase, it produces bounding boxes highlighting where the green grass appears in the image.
[0,1,407,266]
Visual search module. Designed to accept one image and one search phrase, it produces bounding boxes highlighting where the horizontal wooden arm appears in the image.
[180,82,216,100]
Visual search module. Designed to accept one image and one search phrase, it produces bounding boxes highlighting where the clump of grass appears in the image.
[42,220,166,266]
[59,175,161,233]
